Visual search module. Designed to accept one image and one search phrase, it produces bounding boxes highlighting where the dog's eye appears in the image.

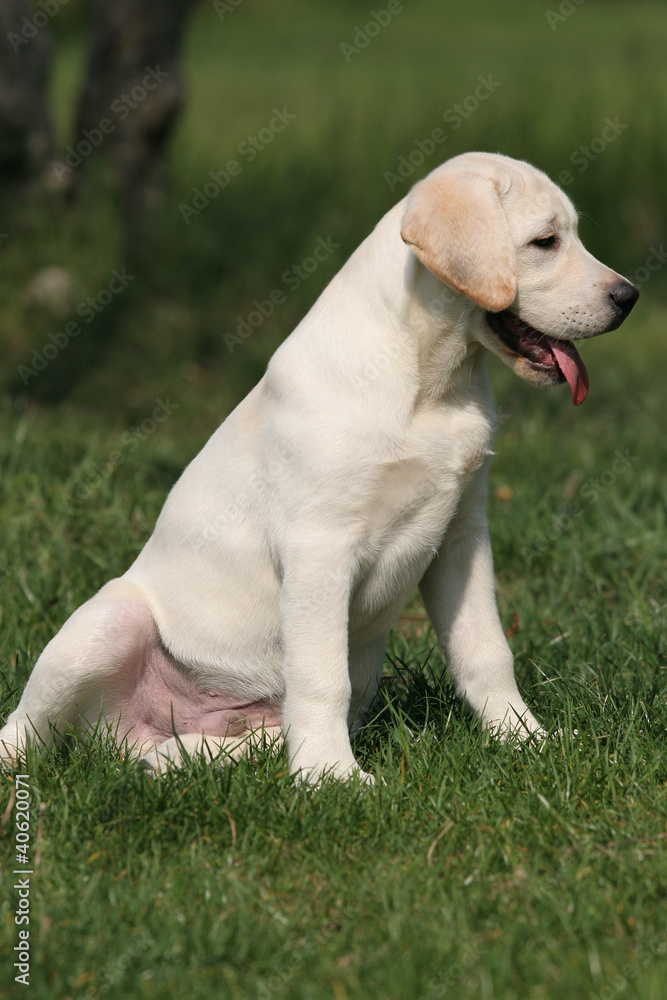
[531,234,558,249]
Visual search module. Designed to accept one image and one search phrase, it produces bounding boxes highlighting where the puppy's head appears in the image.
[400,152,639,405]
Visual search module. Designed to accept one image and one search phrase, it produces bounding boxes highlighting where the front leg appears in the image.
[419,465,544,739]
[280,540,373,784]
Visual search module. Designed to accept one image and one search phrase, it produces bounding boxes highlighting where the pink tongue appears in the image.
[547,338,589,406]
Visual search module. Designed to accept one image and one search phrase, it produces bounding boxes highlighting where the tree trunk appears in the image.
[75,0,194,212]
[0,0,54,187]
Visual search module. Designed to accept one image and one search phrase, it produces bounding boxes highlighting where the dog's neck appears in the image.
[400,249,489,410]
[285,201,492,418]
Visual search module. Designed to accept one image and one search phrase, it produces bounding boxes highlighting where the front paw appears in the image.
[287,726,373,786]
[291,756,374,787]
[484,706,547,744]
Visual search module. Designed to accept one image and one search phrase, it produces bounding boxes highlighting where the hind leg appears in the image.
[139,726,284,773]
[0,577,156,765]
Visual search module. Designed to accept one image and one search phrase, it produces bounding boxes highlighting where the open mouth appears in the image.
[486,311,589,406]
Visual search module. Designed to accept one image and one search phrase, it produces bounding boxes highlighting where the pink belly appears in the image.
[111,641,282,750]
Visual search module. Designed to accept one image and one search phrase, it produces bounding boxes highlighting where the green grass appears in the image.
[0,309,665,1000]
[1,1,667,997]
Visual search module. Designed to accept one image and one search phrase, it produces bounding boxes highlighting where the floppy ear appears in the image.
[400,169,517,312]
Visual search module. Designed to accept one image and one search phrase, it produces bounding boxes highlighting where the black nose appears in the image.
[609,280,639,315]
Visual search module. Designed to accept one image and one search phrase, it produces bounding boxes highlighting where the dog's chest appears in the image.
[372,405,492,528]
[351,407,492,625]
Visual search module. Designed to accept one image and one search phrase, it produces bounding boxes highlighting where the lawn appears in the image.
[1,1,666,998]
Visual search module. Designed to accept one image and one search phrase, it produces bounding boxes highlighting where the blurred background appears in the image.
[1,0,665,427]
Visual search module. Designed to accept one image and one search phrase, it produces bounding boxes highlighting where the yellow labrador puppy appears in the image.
[0,153,638,783]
